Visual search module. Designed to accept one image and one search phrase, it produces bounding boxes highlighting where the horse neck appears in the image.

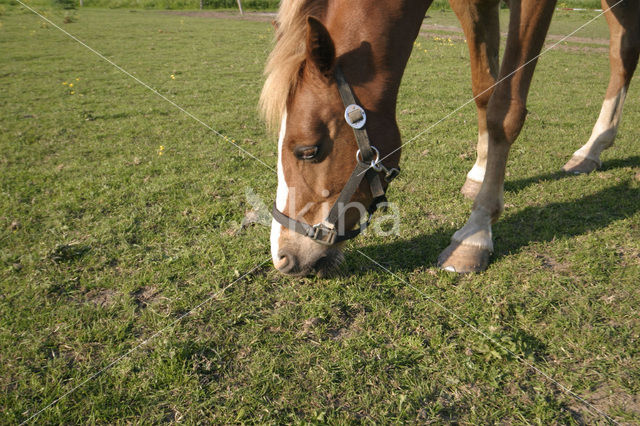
[326,0,430,115]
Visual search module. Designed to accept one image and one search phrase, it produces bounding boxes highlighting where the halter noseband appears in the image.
[271,66,400,245]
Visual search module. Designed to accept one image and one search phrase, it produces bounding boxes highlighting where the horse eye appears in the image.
[294,145,319,160]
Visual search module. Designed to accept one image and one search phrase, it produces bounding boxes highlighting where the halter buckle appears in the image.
[344,104,367,129]
[309,223,337,245]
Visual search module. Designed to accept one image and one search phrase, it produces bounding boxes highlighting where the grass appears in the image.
[1,4,639,424]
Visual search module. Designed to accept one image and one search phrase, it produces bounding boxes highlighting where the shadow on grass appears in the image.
[504,156,640,194]
[353,180,639,275]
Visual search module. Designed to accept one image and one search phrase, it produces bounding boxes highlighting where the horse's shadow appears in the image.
[351,157,640,274]
[504,156,640,193]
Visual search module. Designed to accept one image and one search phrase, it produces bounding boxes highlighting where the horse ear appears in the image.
[306,16,335,78]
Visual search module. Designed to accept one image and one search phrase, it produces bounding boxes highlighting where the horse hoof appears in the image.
[562,155,599,174]
[460,177,482,200]
[437,241,491,273]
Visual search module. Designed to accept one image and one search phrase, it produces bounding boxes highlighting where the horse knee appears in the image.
[486,97,527,144]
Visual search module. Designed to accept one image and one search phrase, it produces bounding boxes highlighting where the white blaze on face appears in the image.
[270,112,288,264]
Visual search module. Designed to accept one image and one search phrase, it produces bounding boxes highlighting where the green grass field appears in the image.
[1,4,639,424]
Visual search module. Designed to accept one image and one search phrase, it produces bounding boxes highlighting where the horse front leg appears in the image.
[449,0,501,200]
[563,0,640,174]
[438,0,557,273]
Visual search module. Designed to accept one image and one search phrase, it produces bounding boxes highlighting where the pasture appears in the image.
[1,4,639,423]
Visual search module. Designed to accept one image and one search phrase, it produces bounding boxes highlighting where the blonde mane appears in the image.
[259,0,327,131]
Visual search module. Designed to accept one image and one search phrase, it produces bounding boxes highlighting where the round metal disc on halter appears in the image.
[344,104,367,129]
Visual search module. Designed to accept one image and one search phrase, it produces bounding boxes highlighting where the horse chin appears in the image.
[311,249,344,278]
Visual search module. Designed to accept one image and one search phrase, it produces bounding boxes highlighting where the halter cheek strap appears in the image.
[271,65,400,245]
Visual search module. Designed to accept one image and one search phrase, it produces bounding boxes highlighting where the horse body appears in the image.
[261,0,639,276]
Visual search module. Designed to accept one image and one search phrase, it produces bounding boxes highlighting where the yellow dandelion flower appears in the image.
[69,83,74,88]
[70,91,75,94]
[170,74,175,80]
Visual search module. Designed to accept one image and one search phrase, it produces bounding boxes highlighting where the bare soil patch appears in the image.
[85,288,118,308]
[162,10,275,22]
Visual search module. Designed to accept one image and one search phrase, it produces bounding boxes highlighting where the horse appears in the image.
[260,0,639,276]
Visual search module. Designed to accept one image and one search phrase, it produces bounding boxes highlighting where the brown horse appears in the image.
[260,0,639,276]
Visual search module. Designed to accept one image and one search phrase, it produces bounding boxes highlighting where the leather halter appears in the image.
[271,66,400,245]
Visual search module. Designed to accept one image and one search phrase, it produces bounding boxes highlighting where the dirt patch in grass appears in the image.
[616,246,640,267]
[298,317,323,338]
[162,10,275,22]
[568,385,640,423]
[49,242,91,264]
[131,286,159,308]
[328,304,365,341]
[85,288,118,308]
[535,254,572,274]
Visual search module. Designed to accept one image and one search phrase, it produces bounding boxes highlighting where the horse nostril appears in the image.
[275,255,288,270]
[276,249,297,274]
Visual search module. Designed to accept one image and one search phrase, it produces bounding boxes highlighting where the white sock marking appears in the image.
[573,87,627,164]
[466,131,488,183]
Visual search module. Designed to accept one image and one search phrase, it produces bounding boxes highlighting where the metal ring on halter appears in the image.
[344,104,367,129]
[355,146,381,170]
